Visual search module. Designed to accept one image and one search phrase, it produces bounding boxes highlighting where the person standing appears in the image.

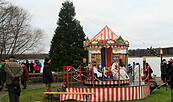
[167,62,173,102]
[37,60,42,73]
[43,58,53,99]
[161,59,167,83]
[0,60,6,91]
[21,63,29,89]
[25,60,30,73]
[29,61,34,73]
[146,63,153,80]
[34,60,39,73]
[5,56,23,102]
[80,58,88,80]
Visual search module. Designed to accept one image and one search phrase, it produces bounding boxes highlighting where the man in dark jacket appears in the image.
[0,60,6,91]
[43,58,53,98]
[5,56,23,102]
[29,61,34,73]
[80,58,88,80]
[161,59,167,83]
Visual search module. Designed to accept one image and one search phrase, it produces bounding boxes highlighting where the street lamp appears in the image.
[160,49,163,64]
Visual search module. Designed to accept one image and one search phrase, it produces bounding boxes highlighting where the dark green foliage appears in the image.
[49,1,87,71]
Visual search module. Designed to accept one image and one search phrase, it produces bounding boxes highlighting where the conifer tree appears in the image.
[49,1,87,71]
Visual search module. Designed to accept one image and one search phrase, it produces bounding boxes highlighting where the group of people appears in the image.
[160,58,173,102]
[161,58,173,83]
[0,56,53,102]
[19,59,42,73]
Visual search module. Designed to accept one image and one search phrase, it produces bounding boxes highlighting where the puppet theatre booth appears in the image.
[60,26,150,102]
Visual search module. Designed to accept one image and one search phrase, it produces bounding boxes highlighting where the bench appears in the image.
[44,92,94,102]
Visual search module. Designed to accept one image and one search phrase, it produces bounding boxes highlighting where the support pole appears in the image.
[143,56,146,84]
[133,64,135,83]
[80,65,82,86]
[139,64,141,85]
[63,66,65,85]
[148,66,150,85]
[67,66,69,88]
[92,65,95,88]
[71,66,73,88]
[118,65,120,87]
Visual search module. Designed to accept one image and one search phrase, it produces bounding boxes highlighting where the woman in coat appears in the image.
[43,58,53,98]
[21,63,29,89]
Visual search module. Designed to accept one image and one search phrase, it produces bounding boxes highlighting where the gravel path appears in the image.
[0,82,63,99]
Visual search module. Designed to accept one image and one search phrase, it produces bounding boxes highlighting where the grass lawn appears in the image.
[1,86,171,102]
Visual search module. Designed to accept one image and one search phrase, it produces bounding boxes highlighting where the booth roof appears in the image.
[91,25,119,41]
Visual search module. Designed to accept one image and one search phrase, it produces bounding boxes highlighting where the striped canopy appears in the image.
[91,25,119,41]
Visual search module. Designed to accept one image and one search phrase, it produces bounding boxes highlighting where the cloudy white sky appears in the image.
[8,0,173,53]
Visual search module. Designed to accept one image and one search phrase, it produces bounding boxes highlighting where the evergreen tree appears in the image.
[49,1,87,71]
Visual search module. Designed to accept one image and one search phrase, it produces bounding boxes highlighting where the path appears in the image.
[0,82,63,99]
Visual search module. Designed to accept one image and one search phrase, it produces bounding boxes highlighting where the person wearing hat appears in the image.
[161,59,167,83]
[0,59,6,91]
[43,57,53,99]
[5,56,23,102]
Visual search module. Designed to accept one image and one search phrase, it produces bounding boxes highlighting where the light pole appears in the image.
[160,49,163,64]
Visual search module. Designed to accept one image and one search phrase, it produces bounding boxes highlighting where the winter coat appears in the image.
[21,66,29,82]
[30,63,34,72]
[25,62,30,72]
[161,63,167,75]
[43,63,53,83]
[167,64,173,89]
[0,65,6,81]
[38,62,42,70]
[5,60,23,85]
[34,62,39,71]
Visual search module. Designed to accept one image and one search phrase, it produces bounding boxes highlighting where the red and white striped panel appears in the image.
[84,80,129,85]
[60,85,150,102]
[91,26,119,41]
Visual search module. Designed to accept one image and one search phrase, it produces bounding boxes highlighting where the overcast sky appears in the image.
[8,0,173,53]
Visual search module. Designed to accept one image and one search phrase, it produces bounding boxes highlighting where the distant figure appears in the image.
[29,61,34,73]
[127,64,132,74]
[25,60,30,72]
[167,62,173,102]
[43,58,53,99]
[0,60,6,91]
[5,56,23,102]
[34,60,39,73]
[161,59,167,83]
[146,63,153,80]
[167,59,173,81]
[37,60,42,73]
[21,63,29,89]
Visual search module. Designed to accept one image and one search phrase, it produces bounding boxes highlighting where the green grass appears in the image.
[1,87,171,102]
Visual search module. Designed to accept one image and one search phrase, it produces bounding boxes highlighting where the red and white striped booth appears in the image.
[60,85,150,101]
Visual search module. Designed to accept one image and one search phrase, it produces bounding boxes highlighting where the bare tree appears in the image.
[0,0,44,59]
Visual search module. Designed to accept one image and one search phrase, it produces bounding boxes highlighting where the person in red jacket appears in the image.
[21,63,29,89]
[34,60,39,73]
